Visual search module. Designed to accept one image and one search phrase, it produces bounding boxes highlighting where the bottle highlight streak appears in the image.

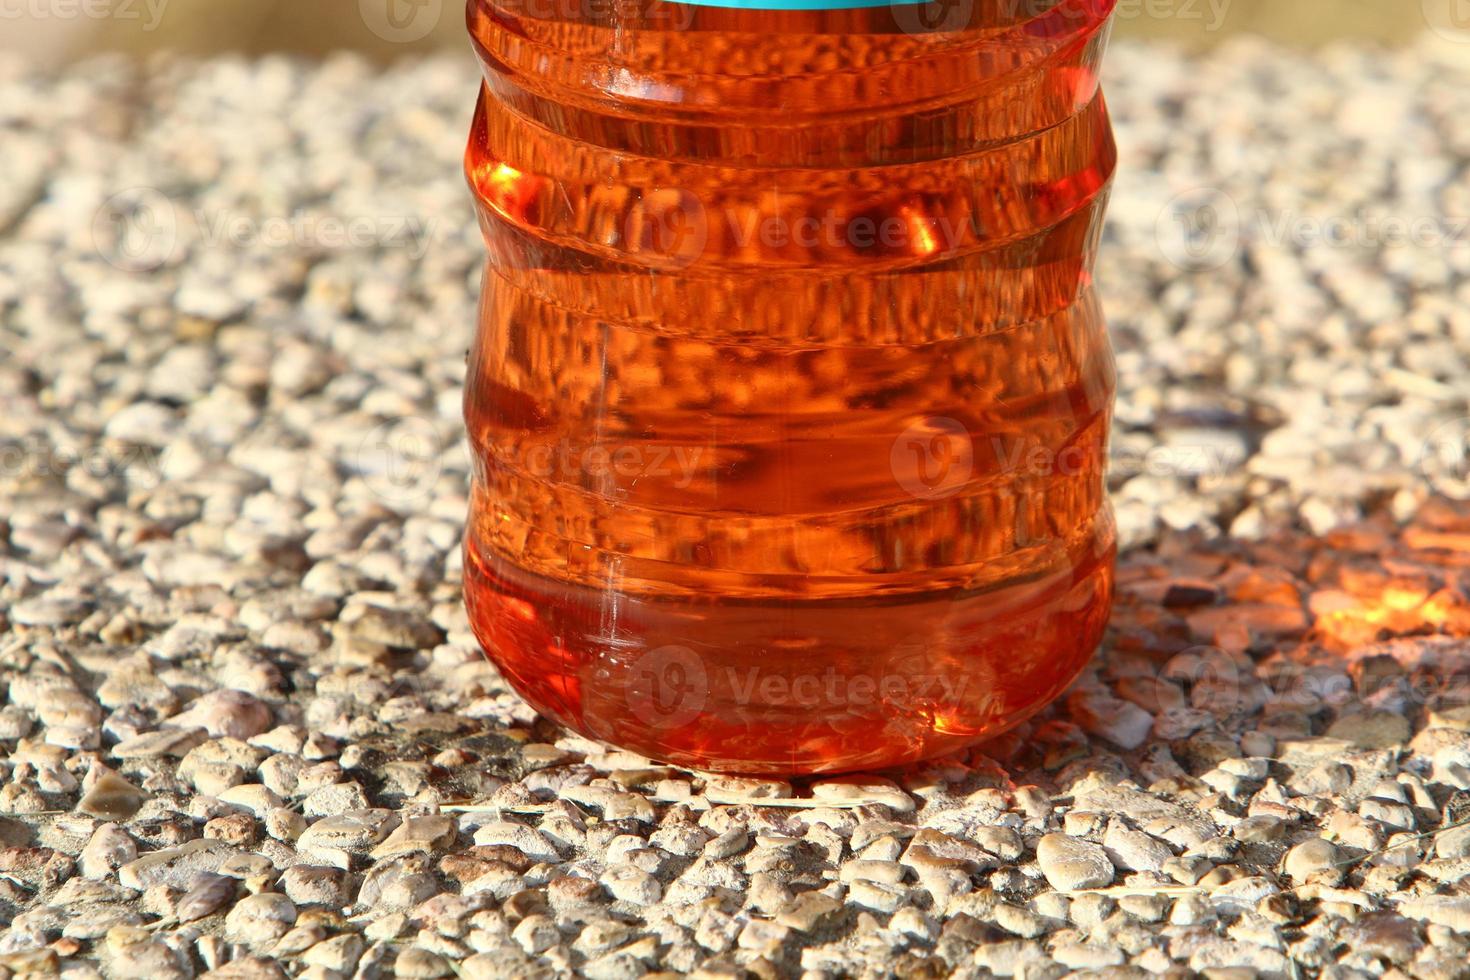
[463,0,1119,773]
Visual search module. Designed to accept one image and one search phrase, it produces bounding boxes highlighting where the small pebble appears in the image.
[1036,834,1115,892]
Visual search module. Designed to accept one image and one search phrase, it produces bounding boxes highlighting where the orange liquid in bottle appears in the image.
[463,0,1118,773]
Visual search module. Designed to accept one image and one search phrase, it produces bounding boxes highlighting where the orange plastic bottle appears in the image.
[463,0,1118,774]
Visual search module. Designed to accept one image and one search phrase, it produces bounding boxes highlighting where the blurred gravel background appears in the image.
[1,27,1470,980]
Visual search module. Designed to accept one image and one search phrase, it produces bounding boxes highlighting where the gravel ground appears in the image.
[2,34,1470,979]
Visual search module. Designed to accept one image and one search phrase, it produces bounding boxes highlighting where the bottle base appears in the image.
[463,522,1114,776]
